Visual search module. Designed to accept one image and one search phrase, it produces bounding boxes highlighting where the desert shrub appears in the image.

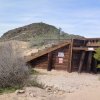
[94,48,100,61]
[0,42,29,88]
[30,69,40,75]
[27,76,44,89]
[94,48,100,68]
[29,80,44,89]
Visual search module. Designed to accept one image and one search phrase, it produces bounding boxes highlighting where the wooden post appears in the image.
[78,51,86,73]
[48,52,52,71]
[87,51,92,72]
[69,39,73,72]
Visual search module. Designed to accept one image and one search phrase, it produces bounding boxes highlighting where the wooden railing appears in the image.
[86,42,100,47]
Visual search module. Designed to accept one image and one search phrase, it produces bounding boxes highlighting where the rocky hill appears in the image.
[0,22,84,46]
[1,22,83,40]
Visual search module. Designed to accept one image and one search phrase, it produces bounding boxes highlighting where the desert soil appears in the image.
[0,69,100,100]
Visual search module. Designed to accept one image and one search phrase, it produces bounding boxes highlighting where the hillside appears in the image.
[0,22,83,45]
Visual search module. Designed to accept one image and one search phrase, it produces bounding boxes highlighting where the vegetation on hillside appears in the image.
[0,22,83,44]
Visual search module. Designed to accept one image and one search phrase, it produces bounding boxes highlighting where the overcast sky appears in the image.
[0,0,100,37]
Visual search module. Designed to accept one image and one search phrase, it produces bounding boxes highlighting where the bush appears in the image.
[0,42,29,88]
[94,48,100,61]
[27,76,44,89]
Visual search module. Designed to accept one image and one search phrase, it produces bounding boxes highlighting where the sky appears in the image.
[0,0,100,37]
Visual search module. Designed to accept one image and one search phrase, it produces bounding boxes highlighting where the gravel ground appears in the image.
[0,69,100,100]
[0,87,64,100]
[35,69,100,93]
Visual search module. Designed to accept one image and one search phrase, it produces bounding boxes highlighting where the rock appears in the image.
[66,90,73,93]
[54,89,58,94]
[45,86,53,92]
[58,91,65,95]
[15,89,25,95]
[41,95,46,97]
[29,92,36,97]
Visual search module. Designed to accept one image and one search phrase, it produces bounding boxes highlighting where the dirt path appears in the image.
[0,69,100,100]
[36,69,100,92]
[63,87,100,100]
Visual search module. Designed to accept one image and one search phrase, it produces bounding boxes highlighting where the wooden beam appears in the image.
[87,51,92,72]
[47,52,52,71]
[69,39,73,72]
[25,41,70,62]
[78,51,86,73]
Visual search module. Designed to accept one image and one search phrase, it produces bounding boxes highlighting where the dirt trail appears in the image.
[0,69,100,100]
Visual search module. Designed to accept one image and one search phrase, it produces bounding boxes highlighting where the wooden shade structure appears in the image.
[25,38,100,73]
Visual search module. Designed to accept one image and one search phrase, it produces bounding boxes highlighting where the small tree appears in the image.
[94,48,100,61]
[94,48,100,68]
